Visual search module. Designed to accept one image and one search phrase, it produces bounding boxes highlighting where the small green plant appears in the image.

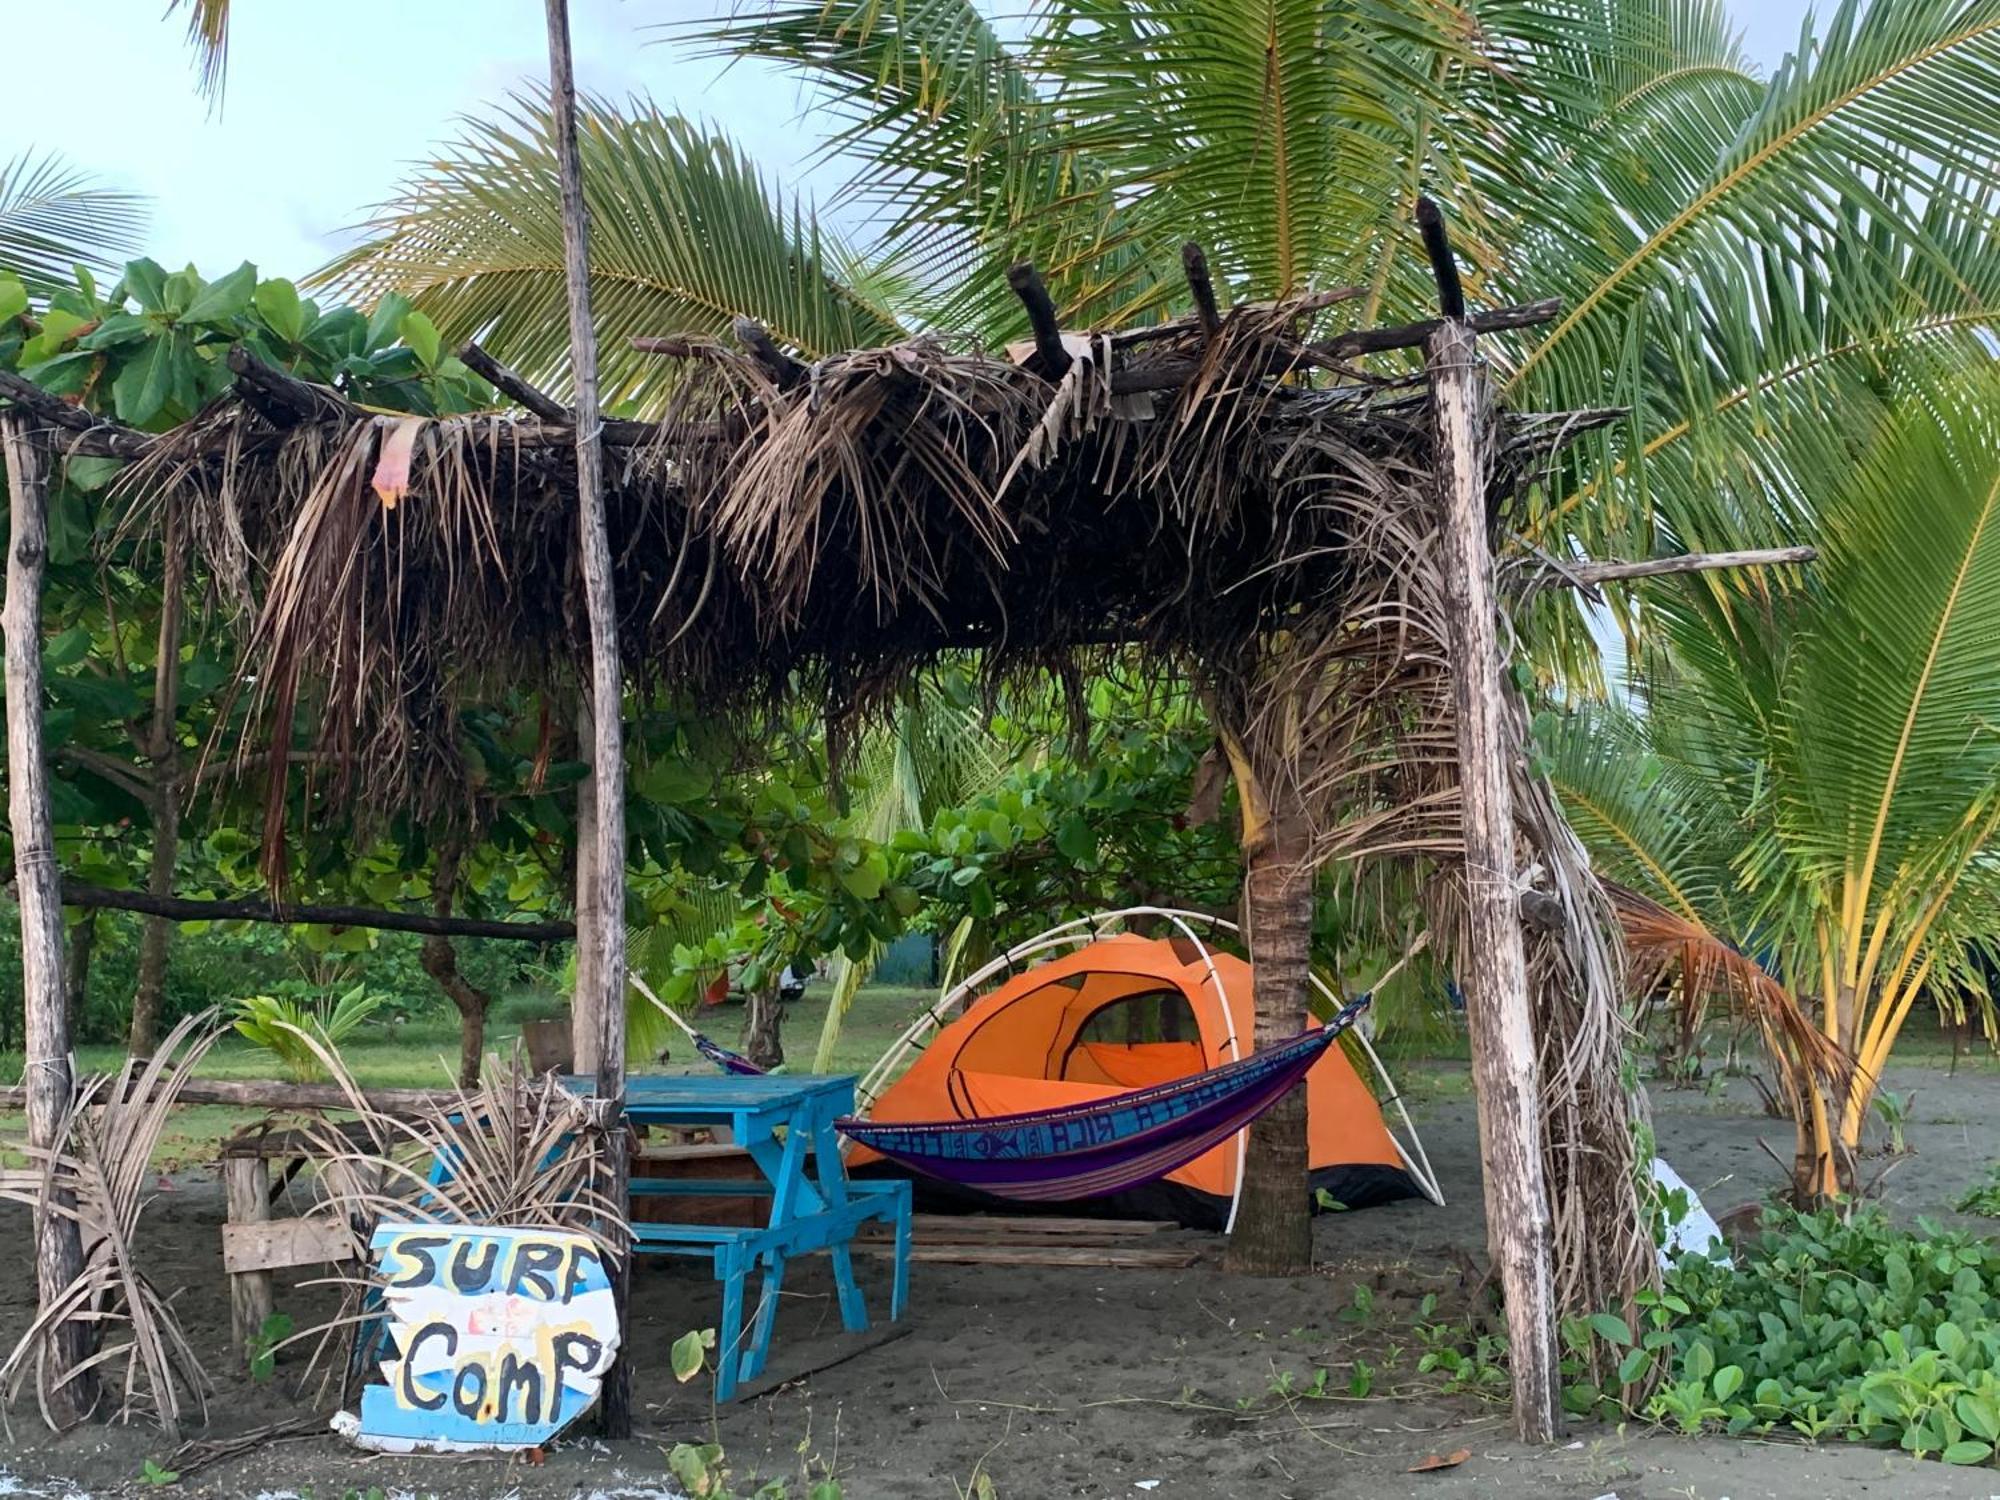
[1313,1188,1349,1212]
[1872,1088,1917,1155]
[231,984,390,1082]
[246,1309,294,1382]
[1348,1358,1375,1398]
[1956,1167,2000,1217]
[138,1457,178,1486]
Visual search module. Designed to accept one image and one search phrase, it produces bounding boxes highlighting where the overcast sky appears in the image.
[4,0,1820,285]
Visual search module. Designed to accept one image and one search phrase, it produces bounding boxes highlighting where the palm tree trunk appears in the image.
[3,414,97,1424]
[1223,782,1315,1276]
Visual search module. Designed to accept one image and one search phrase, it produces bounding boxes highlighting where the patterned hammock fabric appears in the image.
[835,996,1371,1202]
[693,1031,768,1076]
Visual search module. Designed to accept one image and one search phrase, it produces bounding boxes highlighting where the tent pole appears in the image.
[3,414,97,1425]
[543,0,630,1440]
[1422,201,1560,1444]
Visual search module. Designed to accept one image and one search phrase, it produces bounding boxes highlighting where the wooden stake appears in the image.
[2,413,97,1425]
[543,0,631,1439]
[1428,316,1560,1444]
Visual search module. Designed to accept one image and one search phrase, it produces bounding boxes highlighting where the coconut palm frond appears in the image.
[0,151,148,294]
[0,1012,222,1436]
[314,96,906,413]
[1610,882,1850,1095]
[163,0,230,103]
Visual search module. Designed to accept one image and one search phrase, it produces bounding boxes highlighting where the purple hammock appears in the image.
[834,996,1372,1203]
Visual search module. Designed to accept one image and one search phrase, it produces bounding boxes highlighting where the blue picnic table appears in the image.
[602,1073,912,1401]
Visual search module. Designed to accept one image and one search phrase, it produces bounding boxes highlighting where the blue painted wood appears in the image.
[560,1070,910,1399]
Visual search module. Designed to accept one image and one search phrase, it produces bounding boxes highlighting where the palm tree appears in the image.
[0,152,147,296]
[311,0,2000,1265]
[1552,370,2000,1200]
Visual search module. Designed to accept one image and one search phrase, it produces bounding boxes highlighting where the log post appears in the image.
[2,413,98,1425]
[1427,314,1560,1442]
[223,1156,277,1357]
[544,0,631,1440]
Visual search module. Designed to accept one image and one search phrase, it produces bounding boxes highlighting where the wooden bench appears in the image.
[630,1177,911,1399]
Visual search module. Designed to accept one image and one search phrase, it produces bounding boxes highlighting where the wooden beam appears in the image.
[226,345,355,426]
[1428,313,1560,1445]
[1181,243,1221,338]
[1006,262,1071,378]
[1320,299,1562,361]
[544,0,632,1440]
[1568,545,1817,585]
[222,1215,355,1275]
[0,1076,462,1114]
[2,414,97,1425]
[0,368,153,460]
[731,317,807,392]
[56,880,574,942]
[457,340,571,423]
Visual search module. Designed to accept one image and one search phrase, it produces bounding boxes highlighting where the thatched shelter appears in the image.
[3,204,1807,1442]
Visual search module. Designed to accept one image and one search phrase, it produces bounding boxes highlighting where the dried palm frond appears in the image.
[1612,882,1857,1108]
[257,1030,629,1399]
[0,1012,222,1437]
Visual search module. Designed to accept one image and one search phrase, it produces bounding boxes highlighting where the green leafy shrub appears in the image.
[1600,1209,2000,1463]
[1420,1208,2000,1466]
[231,985,390,1082]
[1956,1170,2000,1218]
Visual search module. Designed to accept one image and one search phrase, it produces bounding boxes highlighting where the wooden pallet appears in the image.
[853,1240,1206,1269]
[855,1212,1211,1269]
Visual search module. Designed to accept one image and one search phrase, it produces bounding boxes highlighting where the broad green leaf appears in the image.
[1588,1312,1632,1348]
[0,273,25,322]
[1712,1365,1744,1403]
[112,330,177,425]
[1683,1339,1716,1386]
[118,257,169,313]
[1942,1441,1993,1466]
[1054,813,1095,864]
[670,1328,708,1382]
[1958,1393,2000,1442]
[253,277,306,343]
[182,260,256,324]
[42,625,91,669]
[398,309,442,368]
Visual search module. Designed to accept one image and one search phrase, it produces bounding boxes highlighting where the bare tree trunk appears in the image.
[128,509,184,1058]
[3,414,97,1425]
[1223,780,1315,1276]
[545,0,631,1439]
[418,842,492,1088]
[64,909,96,1036]
[1428,318,1559,1444]
[741,981,785,1071]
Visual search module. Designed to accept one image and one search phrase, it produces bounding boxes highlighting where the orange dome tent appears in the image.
[848,914,1442,1230]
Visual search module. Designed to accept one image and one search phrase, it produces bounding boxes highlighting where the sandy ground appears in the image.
[5,1060,2000,1499]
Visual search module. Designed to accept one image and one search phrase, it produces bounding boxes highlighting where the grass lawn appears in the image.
[0,981,940,1168]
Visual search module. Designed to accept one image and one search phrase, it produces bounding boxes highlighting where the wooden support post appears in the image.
[1181,243,1221,338]
[1005,262,1070,378]
[4,413,97,1426]
[224,1156,277,1357]
[1428,314,1560,1444]
[544,0,631,1440]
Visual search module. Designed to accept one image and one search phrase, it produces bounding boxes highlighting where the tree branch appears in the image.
[1568,546,1817,585]
[0,369,154,460]
[58,880,574,942]
[458,340,571,422]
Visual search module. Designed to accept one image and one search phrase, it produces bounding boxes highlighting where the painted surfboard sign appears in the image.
[338,1222,620,1453]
